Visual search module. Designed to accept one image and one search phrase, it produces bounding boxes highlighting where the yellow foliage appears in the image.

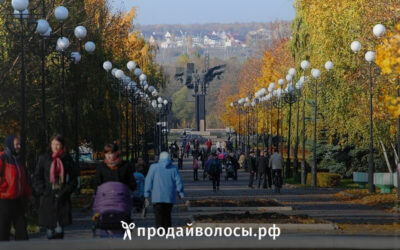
[376,25,400,118]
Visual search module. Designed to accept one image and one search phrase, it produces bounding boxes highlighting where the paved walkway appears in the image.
[5,157,399,249]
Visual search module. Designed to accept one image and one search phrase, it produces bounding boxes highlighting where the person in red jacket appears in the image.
[0,135,32,241]
[206,139,212,155]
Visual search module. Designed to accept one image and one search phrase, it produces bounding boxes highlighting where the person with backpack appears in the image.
[192,157,199,181]
[207,152,222,192]
[33,134,80,239]
[0,135,32,241]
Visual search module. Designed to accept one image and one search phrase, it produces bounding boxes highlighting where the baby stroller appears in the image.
[92,182,132,237]
[224,160,235,181]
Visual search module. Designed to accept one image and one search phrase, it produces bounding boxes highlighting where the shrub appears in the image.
[306,173,341,187]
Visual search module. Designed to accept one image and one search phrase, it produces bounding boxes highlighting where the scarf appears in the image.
[50,150,64,185]
[104,151,122,170]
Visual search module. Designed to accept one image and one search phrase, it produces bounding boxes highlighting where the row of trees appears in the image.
[0,0,165,166]
[221,0,400,176]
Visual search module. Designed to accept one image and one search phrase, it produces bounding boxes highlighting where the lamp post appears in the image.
[73,26,95,168]
[237,98,245,152]
[254,88,266,154]
[311,68,321,187]
[268,83,275,154]
[53,5,69,136]
[245,94,251,158]
[278,79,285,153]
[350,24,384,193]
[230,102,240,151]
[36,17,51,152]
[294,77,305,181]
[163,99,170,152]
[283,72,297,179]
[252,99,259,155]
[300,60,310,184]
[363,51,380,194]
[114,69,125,152]
[5,0,35,167]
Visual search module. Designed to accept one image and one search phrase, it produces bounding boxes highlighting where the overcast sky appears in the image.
[110,0,295,25]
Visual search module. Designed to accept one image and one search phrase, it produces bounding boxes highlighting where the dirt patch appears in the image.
[337,223,400,234]
[193,212,326,224]
[189,198,281,207]
[334,189,398,210]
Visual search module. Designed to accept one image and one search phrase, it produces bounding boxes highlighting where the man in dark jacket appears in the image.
[207,152,222,192]
[228,153,239,181]
[264,151,272,188]
[256,150,269,189]
[0,135,32,241]
[247,151,257,189]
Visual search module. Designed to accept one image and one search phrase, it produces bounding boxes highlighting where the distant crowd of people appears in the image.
[168,137,284,194]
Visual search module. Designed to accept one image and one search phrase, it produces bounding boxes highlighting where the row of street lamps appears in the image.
[5,0,96,167]
[230,23,396,192]
[103,61,170,160]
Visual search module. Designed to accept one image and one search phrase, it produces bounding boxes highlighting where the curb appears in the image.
[191,222,338,232]
[187,206,293,212]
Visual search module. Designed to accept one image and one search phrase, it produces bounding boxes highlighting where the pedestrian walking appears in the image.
[269,148,284,193]
[178,148,184,170]
[200,148,207,169]
[132,164,145,213]
[203,155,212,180]
[182,139,187,153]
[238,153,246,169]
[184,142,191,158]
[33,134,80,239]
[207,152,222,192]
[216,141,221,152]
[0,135,32,241]
[206,139,212,155]
[144,152,184,229]
[256,150,269,189]
[193,157,199,181]
[94,143,137,190]
[247,151,257,189]
[265,151,272,188]
[169,141,179,160]
[227,152,239,181]
[136,157,148,176]
[221,140,227,151]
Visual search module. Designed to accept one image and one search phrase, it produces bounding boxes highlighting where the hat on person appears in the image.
[159,151,171,161]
